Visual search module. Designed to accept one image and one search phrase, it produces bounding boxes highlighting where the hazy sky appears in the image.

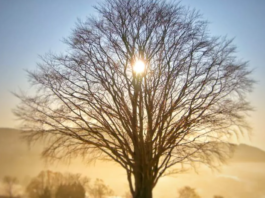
[0,0,264,149]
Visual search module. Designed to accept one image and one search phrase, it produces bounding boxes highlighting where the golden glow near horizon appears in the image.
[133,59,145,74]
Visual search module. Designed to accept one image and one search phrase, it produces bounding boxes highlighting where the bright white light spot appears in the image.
[133,59,145,74]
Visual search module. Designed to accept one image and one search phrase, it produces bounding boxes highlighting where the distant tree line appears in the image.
[1,171,113,198]
[1,174,226,198]
[177,186,224,198]
[25,171,114,198]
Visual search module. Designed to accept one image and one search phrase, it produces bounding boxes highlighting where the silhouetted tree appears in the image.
[26,170,88,198]
[55,183,85,198]
[88,179,113,198]
[55,185,67,198]
[61,173,90,191]
[26,171,62,198]
[15,0,253,197]
[39,187,51,198]
[178,186,200,198]
[2,176,18,198]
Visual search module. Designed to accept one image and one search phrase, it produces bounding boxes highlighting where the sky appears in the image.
[0,0,264,149]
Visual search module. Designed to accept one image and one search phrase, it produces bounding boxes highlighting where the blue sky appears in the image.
[0,0,264,149]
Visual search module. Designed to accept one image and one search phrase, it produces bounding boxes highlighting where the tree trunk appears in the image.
[134,180,153,198]
[133,163,154,198]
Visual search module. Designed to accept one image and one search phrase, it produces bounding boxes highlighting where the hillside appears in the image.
[0,128,127,194]
[231,143,265,162]
[0,128,44,179]
[1,128,265,164]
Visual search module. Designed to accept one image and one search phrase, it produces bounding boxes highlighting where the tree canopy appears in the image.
[88,179,113,198]
[15,0,253,197]
[55,183,85,198]
[26,171,88,198]
[2,176,19,198]
[178,186,201,198]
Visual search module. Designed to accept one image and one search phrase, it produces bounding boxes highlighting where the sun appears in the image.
[133,59,145,74]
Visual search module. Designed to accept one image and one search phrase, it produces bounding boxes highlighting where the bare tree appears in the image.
[26,171,63,198]
[26,171,89,198]
[178,186,201,198]
[55,183,86,198]
[88,179,113,198]
[14,0,253,198]
[2,176,18,198]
